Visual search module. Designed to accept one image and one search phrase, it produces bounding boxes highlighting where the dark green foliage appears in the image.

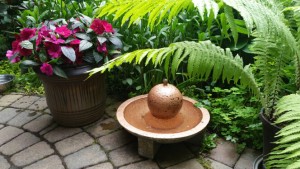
[0,60,43,95]
[192,86,262,149]
[181,84,262,149]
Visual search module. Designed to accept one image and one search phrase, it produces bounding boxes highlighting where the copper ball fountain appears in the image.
[117,80,210,158]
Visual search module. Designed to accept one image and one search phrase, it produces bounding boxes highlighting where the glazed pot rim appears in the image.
[33,64,102,77]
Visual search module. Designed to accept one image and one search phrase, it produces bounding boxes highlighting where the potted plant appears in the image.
[5,14,122,127]
[89,0,300,168]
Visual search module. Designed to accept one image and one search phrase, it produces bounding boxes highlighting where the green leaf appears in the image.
[109,36,122,48]
[75,33,91,40]
[97,37,107,45]
[93,51,103,63]
[53,66,68,78]
[20,40,33,50]
[61,46,76,62]
[79,40,93,52]
[20,60,39,67]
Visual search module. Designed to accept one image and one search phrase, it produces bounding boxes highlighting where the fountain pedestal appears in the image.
[116,81,210,158]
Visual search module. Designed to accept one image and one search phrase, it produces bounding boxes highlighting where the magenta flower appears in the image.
[70,39,81,45]
[36,26,51,47]
[6,50,20,63]
[11,38,32,57]
[55,25,72,38]
[90,19,114,35]
[20,28,36,40]
[97,42,107,54]
[101,20,114,33]
[45,42,62,58]
[40,63,53,76]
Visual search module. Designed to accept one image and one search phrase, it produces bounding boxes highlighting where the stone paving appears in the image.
[0,93,261,169]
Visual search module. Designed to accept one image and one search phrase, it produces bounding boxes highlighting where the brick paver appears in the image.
[234,148,261,169]
[207,158,232,169]
[10,96,40,109]
[166,159,204,169]
[28,97,48,111]
[86,118,120,138]
[11,141,54,167]
[44,127,82,143]
[98,129,135,151]
[0,94,22,106]
[208,138,240,167]
[109,143,142,167]
[7,110,40,127]
[55,132,94,156]
[105,101,122,117]
[0,126,24,146]
[86,162,114,169]
[64,144,107,169]
[0,132,40,155]
[0,155,10,169]
[0,108,21,123]
[23,114,53,132]
[120,160,160,169]
[39,123,58,135]
[23,155,64,169]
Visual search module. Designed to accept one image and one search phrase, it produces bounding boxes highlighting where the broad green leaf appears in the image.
[79,40,93,52]
[20,40,33,50]
[61,46,76,62]
[53,66,68,78]
[109,36,122,48]
[97,36,107,45]
[75,33,91,40]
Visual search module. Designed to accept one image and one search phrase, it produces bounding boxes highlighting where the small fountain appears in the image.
[117,79,210,158]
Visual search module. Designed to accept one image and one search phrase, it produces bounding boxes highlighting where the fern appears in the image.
[265,94,300,169]
[222,0,300,117]
[89,40,260,96]
[96,0,194,29]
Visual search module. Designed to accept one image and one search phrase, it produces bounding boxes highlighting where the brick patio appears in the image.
[0,93,261,169]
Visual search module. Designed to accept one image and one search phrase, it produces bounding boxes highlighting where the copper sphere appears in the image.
[147,79,183,119]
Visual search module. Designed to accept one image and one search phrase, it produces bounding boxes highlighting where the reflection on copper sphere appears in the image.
[147,79,183,119]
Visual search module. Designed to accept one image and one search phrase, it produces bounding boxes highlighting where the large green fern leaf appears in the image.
[266,94,300,169]
[89,41,260,96]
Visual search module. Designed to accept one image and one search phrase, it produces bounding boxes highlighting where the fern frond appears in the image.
[192,0,219,19]
[287,160,300,169]
[224,4,239,45]
[223,0,300,115]
[96,0,194,29]
[266,94,300,169]
[89,41,260,96]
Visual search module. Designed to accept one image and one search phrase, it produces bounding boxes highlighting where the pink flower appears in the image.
[90,19,114,35]
[45,34,65,44]
[55,25,72,38]
[20,28,36,40]
[36,26,51,47]
[11,38,32,57]
[102,20,114,33]
[70,39,81,45]
[6,50,20,63]
[40,63,53,76]
[45,42,62,58]
[97,42,107,54]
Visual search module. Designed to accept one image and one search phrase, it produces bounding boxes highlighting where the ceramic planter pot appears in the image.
[35,65,106,127]
[258,110,281,168]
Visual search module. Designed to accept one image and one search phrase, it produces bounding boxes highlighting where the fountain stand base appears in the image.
[138,137,161,159]
[137,132,204,159]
